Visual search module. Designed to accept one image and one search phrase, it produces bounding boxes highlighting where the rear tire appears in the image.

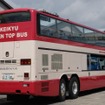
[69,77,79,99]
[59,79,66,101]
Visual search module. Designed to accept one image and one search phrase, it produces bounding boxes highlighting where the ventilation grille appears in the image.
[41,82,49,92]
[41,75,48,80]
[42,54,48,66]
[51,54,63,70]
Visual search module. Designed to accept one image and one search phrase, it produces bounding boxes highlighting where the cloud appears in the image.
[60,0,105,28]
[11,0,105,30]
[5,0,18,8]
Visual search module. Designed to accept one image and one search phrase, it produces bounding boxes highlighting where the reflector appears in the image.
[20,59,31,65]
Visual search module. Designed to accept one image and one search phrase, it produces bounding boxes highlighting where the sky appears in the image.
[6,0,105,31]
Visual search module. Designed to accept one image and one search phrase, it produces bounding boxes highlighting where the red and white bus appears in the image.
[0,8,105,101]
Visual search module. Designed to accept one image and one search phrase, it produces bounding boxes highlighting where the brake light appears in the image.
[20,59,31,65]
[24,73,29,78]
[24,73,29,80]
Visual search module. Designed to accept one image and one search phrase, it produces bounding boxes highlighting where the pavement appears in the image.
[0,88,105,105]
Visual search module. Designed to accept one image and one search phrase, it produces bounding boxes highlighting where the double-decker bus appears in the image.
[0,8,105,101]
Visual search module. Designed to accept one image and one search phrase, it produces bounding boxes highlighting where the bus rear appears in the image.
[0,8,36,96]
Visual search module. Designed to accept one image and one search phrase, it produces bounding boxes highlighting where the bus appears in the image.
[0,8,105,101]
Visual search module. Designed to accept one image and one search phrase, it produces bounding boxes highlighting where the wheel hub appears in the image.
[72,81,78,95]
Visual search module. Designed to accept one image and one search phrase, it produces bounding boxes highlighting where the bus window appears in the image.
[91,57,100,70]
[39,15,57,37]
[0,12,31,24]
[95,32,105,46]
[88,54,105,70]
[84,28,95,44]
[57,20,72,39]
[71,25,84,42]
[99,57,105,70]
[38,13,105,48]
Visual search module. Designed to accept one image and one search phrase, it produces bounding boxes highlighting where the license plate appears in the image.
[2,73,14,80]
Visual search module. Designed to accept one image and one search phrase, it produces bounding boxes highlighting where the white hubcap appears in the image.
[61,83,66,96]
[72,81,78,95]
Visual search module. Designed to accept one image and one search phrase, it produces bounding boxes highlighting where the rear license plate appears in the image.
[2,73,14,80]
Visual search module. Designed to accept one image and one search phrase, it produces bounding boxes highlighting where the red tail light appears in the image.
[24,73,29,80]
[20,59,31,65]
[24,73,29,78]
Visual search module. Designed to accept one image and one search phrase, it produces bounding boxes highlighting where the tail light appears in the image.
[24,73,29,77]
[24,73,29,80]
[20,59,31,65]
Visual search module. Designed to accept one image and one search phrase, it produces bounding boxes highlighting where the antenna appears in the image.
[38,9,59,17]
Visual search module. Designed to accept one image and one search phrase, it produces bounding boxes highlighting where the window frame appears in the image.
[37,13,105,47]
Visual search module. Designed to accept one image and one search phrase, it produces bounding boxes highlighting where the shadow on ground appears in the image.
[79,87,105,97]
[0,87,105,105]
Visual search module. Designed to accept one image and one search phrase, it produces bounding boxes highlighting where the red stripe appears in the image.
[80,75,105,91]
[0,75,105,96]
[35,35,105,51]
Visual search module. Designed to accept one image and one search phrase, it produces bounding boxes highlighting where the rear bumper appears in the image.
[0,80,59,96]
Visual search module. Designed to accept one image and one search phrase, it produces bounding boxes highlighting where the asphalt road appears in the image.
[0,88,105,105]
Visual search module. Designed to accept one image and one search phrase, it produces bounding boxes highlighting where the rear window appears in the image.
[0,11,31,24]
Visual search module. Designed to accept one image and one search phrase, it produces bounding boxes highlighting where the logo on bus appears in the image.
[0,26,28,40]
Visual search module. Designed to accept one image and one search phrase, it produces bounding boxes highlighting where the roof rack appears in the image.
[38,9,59,17]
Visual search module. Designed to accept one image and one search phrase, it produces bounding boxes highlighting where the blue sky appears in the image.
[6,0,105,31]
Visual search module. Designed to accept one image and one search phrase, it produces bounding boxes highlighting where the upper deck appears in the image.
[0,8,105,51]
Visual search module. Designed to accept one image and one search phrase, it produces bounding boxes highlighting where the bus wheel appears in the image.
[59,79,66,101]
[69,77,79,99]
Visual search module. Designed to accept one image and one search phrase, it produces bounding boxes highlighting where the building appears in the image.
[0,0,13,10]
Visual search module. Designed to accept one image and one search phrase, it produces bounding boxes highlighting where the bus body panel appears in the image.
[35,40,105,93]
[0,41,36,81]
[0,39,105,96]
[0,80,59,96]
